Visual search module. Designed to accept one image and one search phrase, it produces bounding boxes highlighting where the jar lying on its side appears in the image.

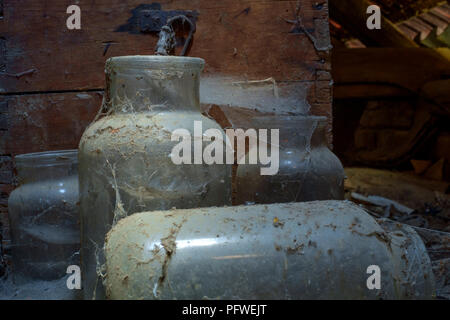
[104,201,435,300]
[235,116,345,205]
[8,150,80,283]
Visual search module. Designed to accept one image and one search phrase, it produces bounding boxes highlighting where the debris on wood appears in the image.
[351,192,415,217]
[411,159,433,175]
[424,158,446,181]
[346,167,450,299]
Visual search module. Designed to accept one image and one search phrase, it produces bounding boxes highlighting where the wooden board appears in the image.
[1,92,102,156]
[334,84,413,99]
[332,48,450,92]
[0,0,334,157]
[328,0,418,48]
[1,89,332,157]
[0,0,331,93]
[0,0,333,248]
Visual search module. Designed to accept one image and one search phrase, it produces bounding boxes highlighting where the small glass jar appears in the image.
[235,116,345,205]
[7,150,80,282]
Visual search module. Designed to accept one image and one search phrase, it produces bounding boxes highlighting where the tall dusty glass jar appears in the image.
[78,56,232,299]
[235,116,344,205]
[7,150,80,283]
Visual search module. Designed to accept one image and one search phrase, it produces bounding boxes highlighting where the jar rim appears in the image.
[15,150,78,167]
[106,55,205,71]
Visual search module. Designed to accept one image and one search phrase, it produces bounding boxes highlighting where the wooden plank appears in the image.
[419,13,448,36]
[0,0,334,249]
[403,17,433,41]
[422,79,450,105]
[397,23,420,41]
[2,92,102,156]
[332,48,450,92]
[0,99,7,130]
[328,0,418,48]
[334,84,412,99]
[421,79,450,116]
[2,89,331,156]
[430,7,450,22]
[0,156,12,184]
[0,0,331,94]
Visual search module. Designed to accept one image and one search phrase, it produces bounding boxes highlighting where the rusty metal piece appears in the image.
[116,4,198,34]
[139,9,168,33]
[155,15,196,56]
[154,25,176,56]
[138,9,198,33]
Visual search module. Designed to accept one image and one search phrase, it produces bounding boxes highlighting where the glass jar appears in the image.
[104,201,435,300]
[79,56,232,299]
[235,116,345,205]
[7,150,80,283]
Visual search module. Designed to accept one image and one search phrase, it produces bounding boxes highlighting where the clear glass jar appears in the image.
[79,56,232,299]
[104,201,435,300]
[7,150,80,283]
[235,116,345,205]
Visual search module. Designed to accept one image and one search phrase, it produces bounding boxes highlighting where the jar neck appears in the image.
[310,121,328,148]
[14,150,78,184]
[104,56,204,114]
[278,126,327,149]
[250,116,328,150]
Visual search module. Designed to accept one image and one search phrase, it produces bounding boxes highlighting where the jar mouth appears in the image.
[15,150,78,167]
[106,55,205,71]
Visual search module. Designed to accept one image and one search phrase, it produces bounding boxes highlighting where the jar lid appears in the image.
[15,150,78,167]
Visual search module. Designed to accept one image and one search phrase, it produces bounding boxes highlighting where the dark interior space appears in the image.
[0,0,449,301]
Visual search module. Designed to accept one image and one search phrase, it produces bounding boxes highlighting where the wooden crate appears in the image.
[0,0,333,245]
